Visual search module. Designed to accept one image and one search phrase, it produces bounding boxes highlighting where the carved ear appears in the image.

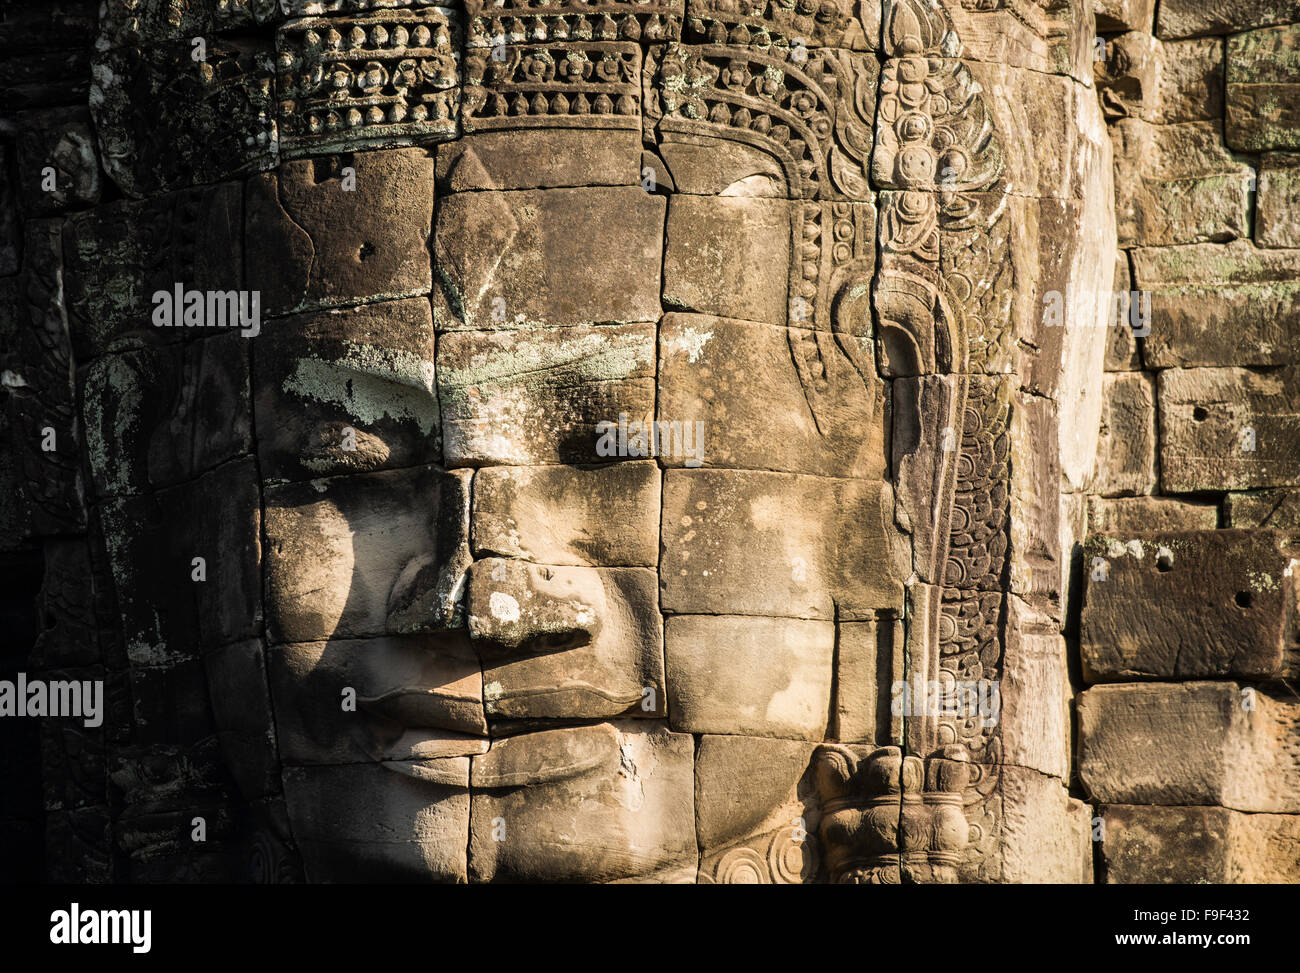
[873,273,936,377]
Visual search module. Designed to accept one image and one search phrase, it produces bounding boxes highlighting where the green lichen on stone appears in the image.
[284,340,439,435]
[439,330,653,409]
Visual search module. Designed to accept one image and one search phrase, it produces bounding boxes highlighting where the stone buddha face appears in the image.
[249,25,908,880]
[62,0,1064,883]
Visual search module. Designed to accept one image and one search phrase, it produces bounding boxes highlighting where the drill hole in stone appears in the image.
[1235,591,1253,609]
[358,242,376,262]
[1156,553,1174,572]
[1192,406,1209,421]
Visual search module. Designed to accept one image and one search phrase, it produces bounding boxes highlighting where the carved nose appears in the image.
[465,557,604,652]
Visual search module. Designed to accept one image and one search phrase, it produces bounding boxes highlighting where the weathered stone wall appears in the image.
[1084,0,1300,883]
[0,0,1293,885]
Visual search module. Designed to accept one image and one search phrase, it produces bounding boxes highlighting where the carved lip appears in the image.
[358,685,489,738]
[379,722,622,788]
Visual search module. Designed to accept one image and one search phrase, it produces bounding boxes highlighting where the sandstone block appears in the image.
[433,186,664,330]
[1257,152,1300,248]
[997,766,1093,884]
[468,721,695,882]
[1112,119,1253,247]
[660,469,905,619]
[1104,252,1141,370]
[1226,24,1300,152]
[204,639,280,801]
[1081,530,1297,680]
[246,149,434,316]
[90,38,275,196]
[80,334,252,498]
[1078,682,1300,811]
[664,614,833,740]
[1157,1,1300,39]
[1159,365,1300,491]
[656,312,887,479]
[1133,240,1300,368]
[1094,0,1156,33]
[1226,488,1300,530]
[1086,496,1219,534]
[263,466,471,642]
[437,324,656,466]
[466,559,665,721]
[100,459,261,666]
[253,298,441,482]
[284,760,470,882]
[436,130,643,191]
[62,184,244,359]
[1089,371,1157,497]
[472,462,660,567]
[662,195,792,326]
[268,634,486,766]
[695,734,821,884]
[1101,805,1300,883]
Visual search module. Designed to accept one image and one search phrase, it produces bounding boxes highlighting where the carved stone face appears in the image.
[248,27,911,880]
[54,0,1112,883]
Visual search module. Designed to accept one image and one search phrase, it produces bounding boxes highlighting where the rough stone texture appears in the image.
[1096,33,1223,125]
[62,183,244,359]
[694,735,821,883]
[1226,488,1300,530]
[1078,682,1300,811]
[101,459,262,665]
[1258,152,1300,247]
[472,463,660,567]
[1112,118,1253,247]
[996,766,1093,884]
[437,324,656,467]
[1100,805,1300,883]
[660,469,906,619]
[1103,252,1141,370]
[656,312,887,479]
[1226,24,1300,152]
[436,130,643,192]
[1000,597,1071,781]
[467,559,666,721]
[664,614,834,740]
[12,107,103,216]
[283,760,470,882]
[1088,371,1157,496]
[1158,365,1300,491]
[246,149,435,317]
[90,38,276,197]
[1095,0,1155,34]
[263,466,471,643]
[80,334,252,498]
[1133,241,1300,367]
[1081,530,1297,680]
[19,0,1298,886]
[253,298,441,482]
[1157,1,1300,40]
[433,187,664,331]
[662,195,792,326]
[1087,496,1219,534]
[468,722,696,883]
[268,633,486,766]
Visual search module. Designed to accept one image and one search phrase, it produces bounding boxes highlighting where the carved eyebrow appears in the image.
[283,356,440,435]
[291,341,437,392]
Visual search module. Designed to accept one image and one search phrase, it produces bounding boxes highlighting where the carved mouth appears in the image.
[378,722,621,788]
[357,685,488,738]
